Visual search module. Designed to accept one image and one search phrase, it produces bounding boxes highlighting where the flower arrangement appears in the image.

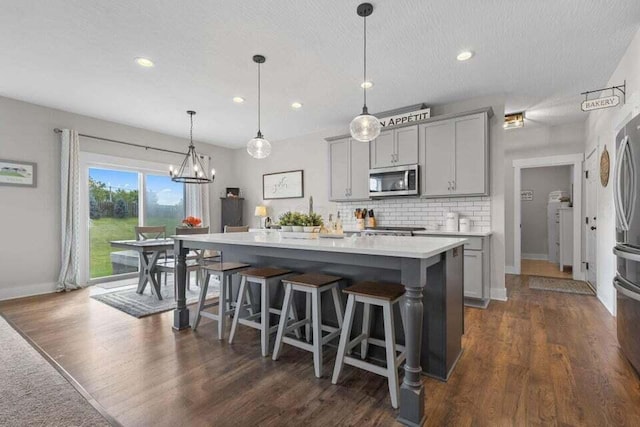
[182,216,202,227]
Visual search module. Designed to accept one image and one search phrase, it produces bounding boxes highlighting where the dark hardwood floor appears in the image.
[1,275,639,426]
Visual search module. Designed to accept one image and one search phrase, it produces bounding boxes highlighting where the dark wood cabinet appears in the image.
[220,197,244,232]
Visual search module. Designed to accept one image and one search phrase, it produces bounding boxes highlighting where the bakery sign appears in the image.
[379,108,431,127]
[580,82,626,112]
[581,95,620,112]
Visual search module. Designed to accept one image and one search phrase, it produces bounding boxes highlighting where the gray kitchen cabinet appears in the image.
[370,130,394,168]
[421,120,454,196]
[220,197,244,232]
[420,112,489,197]
[328,137,370,201]
[463,251,483,299]
[370,126,418,168]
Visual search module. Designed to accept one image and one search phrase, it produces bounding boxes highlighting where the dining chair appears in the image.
[224,225,250,233]
[135,226,170,286]
[154,227,211,292]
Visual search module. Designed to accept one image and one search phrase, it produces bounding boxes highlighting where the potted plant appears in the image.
[291,212,304,232]
[303,212,323,232]
[279,211,293,232]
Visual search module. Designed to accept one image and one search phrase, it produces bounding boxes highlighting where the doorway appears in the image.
[520,165,573,279]
[585,149,598,289]
[513,154,584,281]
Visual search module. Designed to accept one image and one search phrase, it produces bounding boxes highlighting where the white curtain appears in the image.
[185,154,211,229]
[57,129,83,291]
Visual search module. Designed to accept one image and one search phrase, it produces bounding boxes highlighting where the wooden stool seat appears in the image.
[239,267,292,279]
[203,262,250,272]
[284,273,342,288]
[332,281,406,409]
[343,281,405,301]
[272,274,344,378]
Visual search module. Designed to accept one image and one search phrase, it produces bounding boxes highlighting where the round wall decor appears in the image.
[600,145,610,187]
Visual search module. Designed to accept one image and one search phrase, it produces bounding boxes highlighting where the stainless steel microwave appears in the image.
[369,164,419,197]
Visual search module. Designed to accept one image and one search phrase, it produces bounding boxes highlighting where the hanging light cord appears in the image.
[363,13,367,113]
[257,62,262,137]
[189,113,194,147]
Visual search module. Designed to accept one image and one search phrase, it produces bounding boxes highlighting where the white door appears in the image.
[585,150,598,287]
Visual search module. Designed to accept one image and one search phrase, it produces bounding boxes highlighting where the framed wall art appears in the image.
[0,159,37,188]
[263,170,304,200]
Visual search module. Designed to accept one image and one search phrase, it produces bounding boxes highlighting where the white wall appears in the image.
[235,95,508,300]
[504,122,586,268]
[0,96,237,300]
[521,166,572,257]
[585,28,640,314]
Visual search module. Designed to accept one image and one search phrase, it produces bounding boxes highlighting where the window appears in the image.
[84,159,185,280]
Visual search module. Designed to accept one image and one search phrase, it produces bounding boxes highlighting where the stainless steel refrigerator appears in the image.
[614,112,640,374]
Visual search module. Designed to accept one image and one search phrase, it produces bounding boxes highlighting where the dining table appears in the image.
[109,238,175,300]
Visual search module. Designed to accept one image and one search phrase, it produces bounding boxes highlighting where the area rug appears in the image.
[0,315,112,426]
[528,276,595,295]
[91,281,219,318]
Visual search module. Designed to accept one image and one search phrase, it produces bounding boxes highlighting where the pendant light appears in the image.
[350,3,381,142]
[247,54,272,159]
[169,110,215,184]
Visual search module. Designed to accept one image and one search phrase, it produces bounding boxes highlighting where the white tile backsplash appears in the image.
[336,196,491,232]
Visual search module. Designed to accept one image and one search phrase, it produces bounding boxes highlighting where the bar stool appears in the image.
[331,281,406,409]
[192,261,250,339]
[229,267,299,357]
[272,273,344,378]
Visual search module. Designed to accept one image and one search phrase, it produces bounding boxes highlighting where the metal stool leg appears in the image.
[229,276,248,344]
[332,294,356,384]
[272,283,294,360]
[192,271,211,331]
[383,301,400,409]
[361,303,372,359]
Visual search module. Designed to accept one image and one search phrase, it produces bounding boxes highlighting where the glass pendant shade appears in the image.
[350,112,381,142]
[247,134,272,159]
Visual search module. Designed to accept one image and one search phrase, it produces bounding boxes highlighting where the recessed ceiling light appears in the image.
[233,96,245,104]
[291,102,303,109]
[135,57,154,67]
[360,81,374,89]
[456,51,474,61]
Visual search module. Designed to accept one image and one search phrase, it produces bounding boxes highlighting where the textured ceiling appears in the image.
[1,0,639,147]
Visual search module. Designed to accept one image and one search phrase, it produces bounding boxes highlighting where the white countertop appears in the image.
[413,230,493,237]
[174,232,467,259]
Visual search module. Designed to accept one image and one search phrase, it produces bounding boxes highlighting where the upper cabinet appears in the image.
[420,112,489,198]
[328,137,370,201]
[370,126,418,168]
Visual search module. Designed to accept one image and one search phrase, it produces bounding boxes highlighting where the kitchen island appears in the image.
[172,232,466,426]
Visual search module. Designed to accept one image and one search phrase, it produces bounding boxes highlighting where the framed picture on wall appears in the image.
[263,170,304,200]
[521,190,533,201]
[0,159,37,188]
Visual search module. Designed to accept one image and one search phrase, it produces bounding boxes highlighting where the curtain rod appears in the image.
[53,128,189,157]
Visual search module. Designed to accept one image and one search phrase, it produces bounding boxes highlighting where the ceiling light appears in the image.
[456,51,474,61]
[247,55,272,159]
[504,112,525,129]
[135,57,154,67]
[360,81,374,89]
[233,96,245,104]
[169,111,215,184]
[291,102,303,109]
[350,3,381,143]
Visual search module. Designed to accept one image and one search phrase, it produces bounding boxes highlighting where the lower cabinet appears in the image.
[463,251,483,299]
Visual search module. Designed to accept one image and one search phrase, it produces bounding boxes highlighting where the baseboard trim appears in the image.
[490,287,508,301]
[0,282,57,302]
[522,253,549,261]
[505,265,517,275]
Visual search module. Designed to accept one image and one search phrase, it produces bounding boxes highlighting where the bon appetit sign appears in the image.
[379,108,431,127]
